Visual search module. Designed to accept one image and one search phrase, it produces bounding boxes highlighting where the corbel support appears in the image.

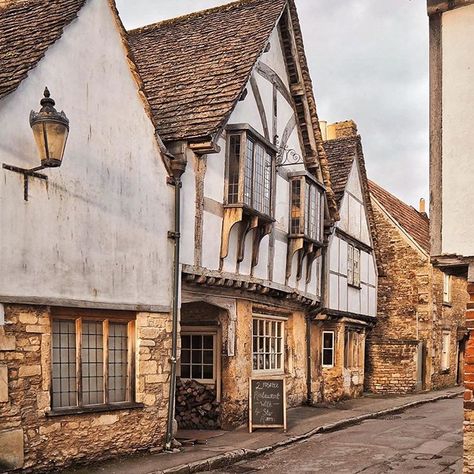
[286,237,304,282]
[252,222,273,268]
[220,207,243,261]
[237,215,258,263]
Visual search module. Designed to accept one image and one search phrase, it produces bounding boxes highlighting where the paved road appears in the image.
[208,396,463,474]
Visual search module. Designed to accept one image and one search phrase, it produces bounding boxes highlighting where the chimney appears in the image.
[419,198,426,214]
[326,120,358,140]
[319,121,328,141]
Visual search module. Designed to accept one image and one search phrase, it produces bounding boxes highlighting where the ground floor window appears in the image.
[322,331,335,367]
[52,310,135,409]
[180,332,216,383]
[441,331,451,371]
[344,329,363,369]
[252,316,284,372]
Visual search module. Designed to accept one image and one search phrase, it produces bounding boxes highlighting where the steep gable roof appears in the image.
[128,0,338,219]
[0,0,86,101]
[128,0,287,143]
[369,180,430,254]
[324,135,358,206]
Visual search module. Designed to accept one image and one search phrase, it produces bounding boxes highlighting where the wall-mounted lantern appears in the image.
[2,87,70,201]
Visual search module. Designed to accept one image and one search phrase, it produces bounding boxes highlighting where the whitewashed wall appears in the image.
[181,23,323,300]
[327,161,377,316]
[441,4,474,257]
[0,0,173,309]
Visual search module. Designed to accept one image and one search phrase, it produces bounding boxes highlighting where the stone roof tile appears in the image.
[127,0,287,142]
[369,179,430,253]
[0,0,86,101]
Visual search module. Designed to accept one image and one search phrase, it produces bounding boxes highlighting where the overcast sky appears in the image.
[116,0,429,209]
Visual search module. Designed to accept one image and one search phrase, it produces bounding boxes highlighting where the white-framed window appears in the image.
[322,331,335,368]
[180,332,216,384]
[441,331,451,371]
[347,244,361,288]
[252,316,284,373]
[443,273,452,304]
[344,330,362,369]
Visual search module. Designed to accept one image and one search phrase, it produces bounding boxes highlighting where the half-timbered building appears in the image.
[129,0,339,428]
[319,121,378,400]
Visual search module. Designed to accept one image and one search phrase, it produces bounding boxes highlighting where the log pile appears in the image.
[176,377,220,429]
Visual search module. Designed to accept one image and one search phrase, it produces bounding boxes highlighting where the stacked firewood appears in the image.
[175,377,220,429]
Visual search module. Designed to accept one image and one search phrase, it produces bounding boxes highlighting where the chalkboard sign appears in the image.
[249,377,287,432]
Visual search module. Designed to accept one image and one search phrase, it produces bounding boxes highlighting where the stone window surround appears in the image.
[344,329,363,369]
[48,308,139,416]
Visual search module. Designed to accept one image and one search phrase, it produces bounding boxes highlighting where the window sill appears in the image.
[45,402,144,417]
[348,283,361,290]
[442,302,452,307]
[440,368,451,375]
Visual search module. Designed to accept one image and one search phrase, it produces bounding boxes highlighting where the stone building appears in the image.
[427,1,474,470]
[366,180,466,394]
[0,0,176,470]
[128,0,350,430]
[319,121,378,401]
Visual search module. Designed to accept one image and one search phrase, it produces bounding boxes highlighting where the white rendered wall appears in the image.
[326,161,377,316]
[192,23,320,300]
[0,1,173,308]
[441,4,474,257]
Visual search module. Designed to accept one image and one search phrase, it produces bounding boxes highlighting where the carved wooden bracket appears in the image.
[237,215,258,263]
[296,241,313,281]
[220,207,243,261]
[286,237,304,282]
[252,222,273,268]
[305,246,322,284]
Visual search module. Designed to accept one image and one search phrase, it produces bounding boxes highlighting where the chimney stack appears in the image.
[325,120,358,140]
[419,198,426,214]
[319,121,328,141]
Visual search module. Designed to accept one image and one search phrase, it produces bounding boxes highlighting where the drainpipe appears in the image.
[165,145,187,451]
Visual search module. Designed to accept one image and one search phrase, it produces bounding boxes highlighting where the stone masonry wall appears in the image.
[365,340,418,394]
[0,305,172,472]
[220,300,307,429]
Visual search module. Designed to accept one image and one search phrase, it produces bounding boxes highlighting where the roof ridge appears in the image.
[128,0,271,36]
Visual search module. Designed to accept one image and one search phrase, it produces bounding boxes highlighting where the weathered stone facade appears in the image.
[366,184,466,394]
[180,296,308,430]
[0,305,172,472]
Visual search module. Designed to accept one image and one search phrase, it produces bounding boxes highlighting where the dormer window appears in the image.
[289,173,324,243]
[226,127,275,218]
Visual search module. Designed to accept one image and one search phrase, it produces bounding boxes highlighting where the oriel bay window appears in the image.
[51,309,135,411]
[289,173,324,243]
[286,172,325,281]
[226,128,275,218]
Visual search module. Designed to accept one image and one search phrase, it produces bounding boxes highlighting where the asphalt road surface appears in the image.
[208,396,463,474]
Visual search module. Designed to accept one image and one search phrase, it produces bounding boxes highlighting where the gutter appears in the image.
[164,143,187,451]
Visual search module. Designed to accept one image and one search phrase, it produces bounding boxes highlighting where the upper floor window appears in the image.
[443,273,452,304]
[289,174,324,243]
[226,130,275,218]
[347,244,360,288]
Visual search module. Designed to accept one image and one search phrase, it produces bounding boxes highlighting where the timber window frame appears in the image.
[50,309,136,412]
[252,315,285,374]
[321,330,335,368]
[288,172,325,244]
[225,126,276,219]
[347,244,361,288]
[179,330,217,385]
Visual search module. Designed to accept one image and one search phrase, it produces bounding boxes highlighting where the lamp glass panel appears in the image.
[44,121,69,162]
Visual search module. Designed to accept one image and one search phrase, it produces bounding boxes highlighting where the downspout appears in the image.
[165,145,187,451]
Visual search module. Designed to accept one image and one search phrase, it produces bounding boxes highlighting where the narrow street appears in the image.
[208,397,463,474]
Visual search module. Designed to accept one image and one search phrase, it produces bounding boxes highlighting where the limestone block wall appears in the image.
[365,340,418,394]
[0,305,172,472]
[220,300,308,429]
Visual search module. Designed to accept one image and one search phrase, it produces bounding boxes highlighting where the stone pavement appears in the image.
[63,387,462,474]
